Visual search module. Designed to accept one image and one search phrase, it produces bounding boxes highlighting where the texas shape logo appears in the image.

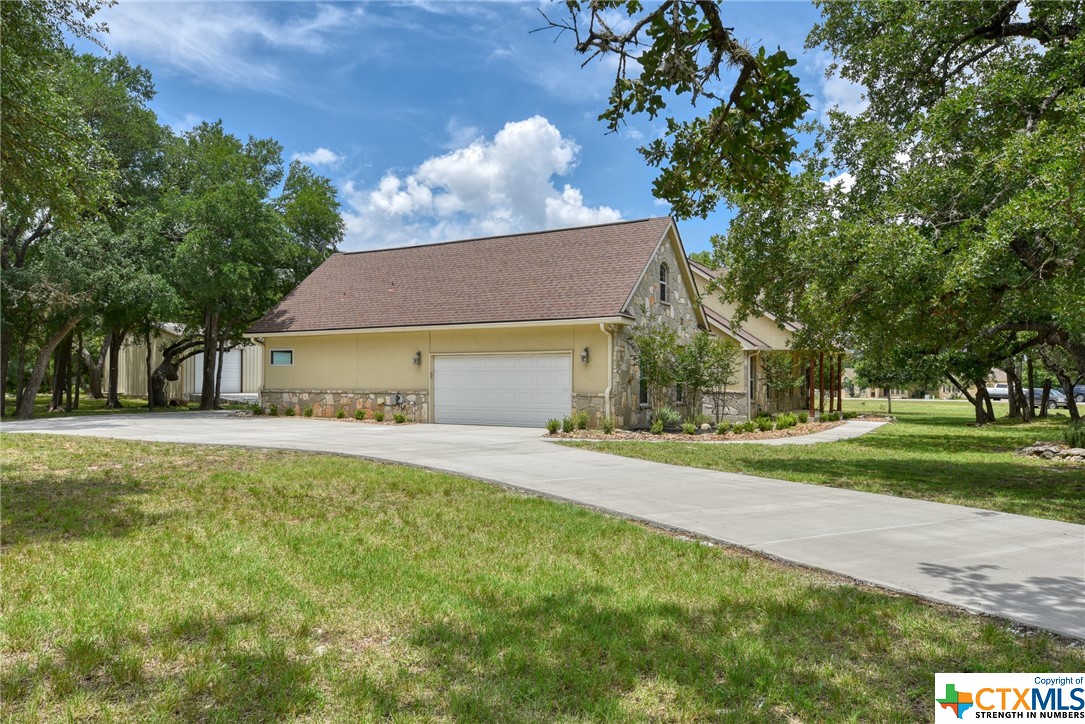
[937,683,975,719]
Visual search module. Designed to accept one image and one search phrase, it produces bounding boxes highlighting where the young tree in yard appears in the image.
[761,350,803,412]
[677,330,741,422]
[629,315,681,415]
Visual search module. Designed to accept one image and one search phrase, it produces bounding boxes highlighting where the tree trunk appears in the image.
[947,373,977,406]
[48,332,72,412]
[1027,356,1035,415]
[105,328,126,409]
[213,338,225,409]
[145,328,154,410]
[837,353,843,412]
[151,339,203,407]
[13,342,27,414]
[886,389,892,415]
[0,325,10,418]
[1053,369,1081,422]
[1039,379,1051,418]
[74,331,82,410]
[818,351,825,415]
[80,331,110,399]
[199,310,220,411]
[1005,365,1031,422]
[15,317,82,419]
[971,379,994,425]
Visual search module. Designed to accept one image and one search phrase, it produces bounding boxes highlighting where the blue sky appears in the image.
[79,1,863,254]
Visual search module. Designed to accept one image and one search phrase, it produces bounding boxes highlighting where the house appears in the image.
[116,324,263,401]
[688,258,807,416]
[245,217,707,428]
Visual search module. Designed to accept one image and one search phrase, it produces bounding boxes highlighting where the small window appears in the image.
[639,370,649,406]
[270,349,293,366]
[659,263,669,304]
[675,384,684,403]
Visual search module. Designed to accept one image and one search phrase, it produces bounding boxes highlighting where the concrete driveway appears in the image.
[4,412,1084,640]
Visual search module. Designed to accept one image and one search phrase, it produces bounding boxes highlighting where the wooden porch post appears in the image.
[837,353,844,412]
[808,356,815,417]
[818,351,825,414]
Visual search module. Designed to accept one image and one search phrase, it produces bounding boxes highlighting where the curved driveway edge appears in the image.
[551,419,887,446]
[4,413,1084,640]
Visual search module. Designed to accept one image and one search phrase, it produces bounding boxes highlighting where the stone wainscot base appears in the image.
[261,389,428,422]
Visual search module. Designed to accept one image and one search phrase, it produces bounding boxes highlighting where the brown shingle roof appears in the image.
[702,307,770,350]
[247,217,674,334]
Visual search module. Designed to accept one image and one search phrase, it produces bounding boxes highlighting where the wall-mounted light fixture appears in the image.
[580,347,590,363]
[413,351,422,365]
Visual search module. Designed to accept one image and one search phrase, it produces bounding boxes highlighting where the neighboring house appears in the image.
[688,258,807,417]
[116,324,263,401]
[245,217,706,428]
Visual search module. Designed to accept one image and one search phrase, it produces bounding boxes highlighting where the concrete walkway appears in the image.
[4,413,1083,640]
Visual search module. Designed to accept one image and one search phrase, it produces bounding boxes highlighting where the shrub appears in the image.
[562,416,575,433]
[602,417,614,434]
[269,403,278,416]
[797,411,809,424]
[1065,421,1085,448]
[775,412,798,429]
[755,417,773,432]
[546,418,560,434]
[681,422,697,435]
[694,413,712,427]
[354,409,367,421]
[285,407,296,417]
[335,408,346,419]
[303,406,313,418]
[650,419,664,435]
[374,411,385,422]
[842,410,858,420]
[822,411,841,422]
[716,421,732,435]
[250,404,264,416]
[652,406,681,428]
[734,421,757,434]
[393,413,407,424]
[575,411,589,430]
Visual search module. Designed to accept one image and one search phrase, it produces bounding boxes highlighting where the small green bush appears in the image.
[652,406,681,428]
[797,411,809,424]
[716,421,732,435]
[574,411,589,430]
[546,418,560,434]
[393,413,407,424]
[602,417,615,434]
[562,416,575,434]
[694,413,712,427]
[285,407,296,417]
[775,412,798,429]
[374,411,385,423]
[251,404,264,416]
[354,409,366,421]
[842,410,858,420]
[303,406,313,418]
[822,411,841,422]
[650,419,665,435]
[681,422,697,435]
[1064,421,1085,448]
[269,404,278,416]
[733,421,757,434]
[756,417,773,432]
[334,408,345,419]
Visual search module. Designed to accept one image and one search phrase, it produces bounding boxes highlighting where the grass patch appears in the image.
[2,433,1082,720]
[564,400,1085,524]
[2,394,249,420]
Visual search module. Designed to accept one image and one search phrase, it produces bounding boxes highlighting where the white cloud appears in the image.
[97,3,365,91]
[292,147,343,166]
[340,116,622,250]
[808,52,868,118]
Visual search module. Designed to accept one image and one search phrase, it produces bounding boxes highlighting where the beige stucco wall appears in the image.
[116,331,186,401]
[260,323,611,421]
[692,268,796,351]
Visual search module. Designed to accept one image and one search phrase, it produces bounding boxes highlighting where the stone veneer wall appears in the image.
[261,389,428,421]
[610,235,700,429]
[572,393,606,427]
[699,390,749,422]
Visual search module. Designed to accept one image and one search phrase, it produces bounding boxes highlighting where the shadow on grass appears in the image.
[355,583,964,720]
[1,611,318,722]
[0,475,171,546]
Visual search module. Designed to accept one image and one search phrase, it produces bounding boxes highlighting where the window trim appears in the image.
[638,369,650,407]
[269,349,294,367]
[659,263,669,305]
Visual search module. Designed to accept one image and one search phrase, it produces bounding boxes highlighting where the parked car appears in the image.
[985,383,1009,401]
[984,385,1068,411]
[1041,388,1069,410]
[1068,385,1085,403]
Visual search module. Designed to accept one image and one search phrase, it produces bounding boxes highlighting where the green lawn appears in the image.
[2,434,1082,721]
[2,394,248,419]
[563,400,1085,524]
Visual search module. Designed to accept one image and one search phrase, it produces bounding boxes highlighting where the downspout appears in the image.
[600,323,614,421]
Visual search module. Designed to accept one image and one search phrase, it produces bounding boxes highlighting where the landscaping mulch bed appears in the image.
[547,420,845,442]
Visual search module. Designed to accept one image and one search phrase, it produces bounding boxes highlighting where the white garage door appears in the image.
[193,349,243,394]
[434,354,572,426]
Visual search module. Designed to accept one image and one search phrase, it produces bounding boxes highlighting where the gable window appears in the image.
[270,349,293,366]
[659,263,669,304]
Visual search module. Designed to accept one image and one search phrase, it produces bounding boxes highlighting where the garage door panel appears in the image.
[434,354,571,426]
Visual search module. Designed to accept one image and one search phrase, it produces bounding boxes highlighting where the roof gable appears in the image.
[248,217,674,335]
